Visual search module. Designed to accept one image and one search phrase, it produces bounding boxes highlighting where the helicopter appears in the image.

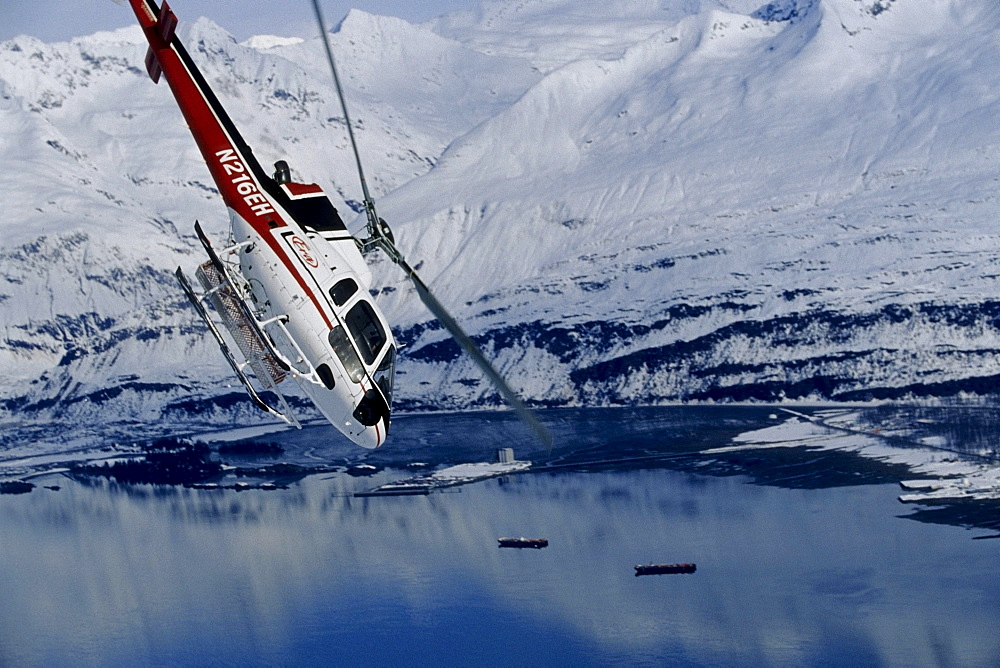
[124,0,550,449]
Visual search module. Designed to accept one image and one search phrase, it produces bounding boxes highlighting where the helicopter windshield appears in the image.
[344,300,386,365]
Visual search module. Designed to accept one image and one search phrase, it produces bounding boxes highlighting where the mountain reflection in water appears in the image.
[1,407,999,666]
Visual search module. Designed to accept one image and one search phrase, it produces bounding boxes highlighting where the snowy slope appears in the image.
[379,0,1000,405]
[3,0,1000,447]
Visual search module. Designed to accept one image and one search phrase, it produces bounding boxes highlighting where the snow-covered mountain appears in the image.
[3,0,1000,445]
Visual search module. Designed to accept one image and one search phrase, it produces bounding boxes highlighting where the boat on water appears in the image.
[634,563,697,576]
[498,537,548,549]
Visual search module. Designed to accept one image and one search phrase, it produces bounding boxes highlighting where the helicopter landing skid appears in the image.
[175,239,301,428]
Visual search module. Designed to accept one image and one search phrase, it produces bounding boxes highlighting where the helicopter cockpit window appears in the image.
[329,278,358,307]
[328,325,365,383]
[345,300,386,366]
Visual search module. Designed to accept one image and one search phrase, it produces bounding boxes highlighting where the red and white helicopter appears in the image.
[125,0,550,449]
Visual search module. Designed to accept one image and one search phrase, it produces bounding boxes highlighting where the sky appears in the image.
[1,0,482,43]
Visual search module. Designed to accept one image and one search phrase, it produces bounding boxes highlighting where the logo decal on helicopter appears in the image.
[288,234,320,268]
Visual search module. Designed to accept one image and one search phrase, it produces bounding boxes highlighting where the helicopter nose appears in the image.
[353,388,390,427]
[351,420,386,449]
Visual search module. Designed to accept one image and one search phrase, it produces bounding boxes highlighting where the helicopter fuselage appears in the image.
[129,0,395,447]
[228,207,395,449]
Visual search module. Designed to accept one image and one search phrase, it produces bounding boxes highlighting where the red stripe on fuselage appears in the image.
[128,0,333,330]
[282,182,325,198]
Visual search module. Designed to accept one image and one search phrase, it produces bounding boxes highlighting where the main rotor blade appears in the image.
[310,0,380,235]
[311,0,551,450]
[395,253,553,450]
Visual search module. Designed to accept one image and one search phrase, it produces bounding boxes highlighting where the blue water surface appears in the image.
[1,407,998,666]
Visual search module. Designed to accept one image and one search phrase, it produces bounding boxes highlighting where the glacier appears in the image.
[2,0,1000,449]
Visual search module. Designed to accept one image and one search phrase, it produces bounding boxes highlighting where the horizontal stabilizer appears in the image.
[157,2,178,42]
[144,46,161,83]
[142,1,177,83]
